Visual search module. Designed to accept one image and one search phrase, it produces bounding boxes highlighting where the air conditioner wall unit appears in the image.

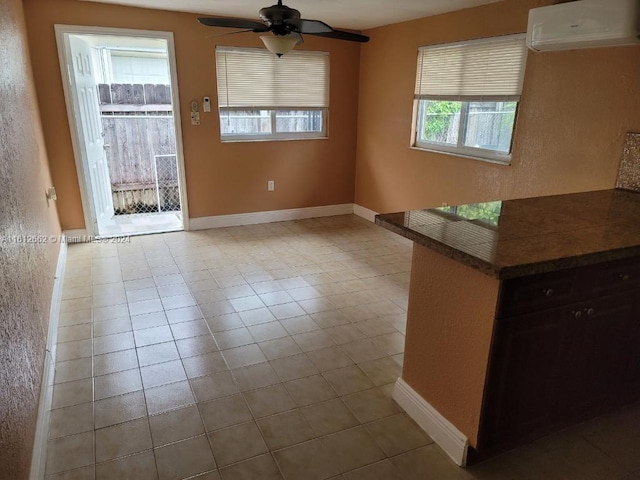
[526,0,640,52]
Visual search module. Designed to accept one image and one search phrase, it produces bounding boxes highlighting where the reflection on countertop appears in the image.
[376,189,640,279]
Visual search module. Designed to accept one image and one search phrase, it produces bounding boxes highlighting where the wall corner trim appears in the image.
[29,241,67,480]
[353,204,379,223]
[189,204,355,230]
[393,378,469,467]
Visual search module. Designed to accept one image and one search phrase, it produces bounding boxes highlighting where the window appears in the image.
[215,47,329,141]
[412,35,527,163]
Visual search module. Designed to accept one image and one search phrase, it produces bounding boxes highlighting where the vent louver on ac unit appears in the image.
[526,0,640,52]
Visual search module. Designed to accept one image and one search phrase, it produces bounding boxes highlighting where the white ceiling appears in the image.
[81,0,503,30]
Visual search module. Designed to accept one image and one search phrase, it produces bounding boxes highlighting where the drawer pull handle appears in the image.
[619,274,630,281]
[586,308,595,317]
[543,288,554,297]
[572,310,582,319]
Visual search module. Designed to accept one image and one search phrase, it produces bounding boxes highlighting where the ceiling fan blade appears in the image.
[198,17,269,31]
[308,30,370,43]
[207,29,258,39]
[289,19,333,34]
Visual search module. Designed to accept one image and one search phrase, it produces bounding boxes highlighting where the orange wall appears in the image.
[0,0,61,477]
[404,245,500,446]
[23,0,361,230]
[355,0,640,213]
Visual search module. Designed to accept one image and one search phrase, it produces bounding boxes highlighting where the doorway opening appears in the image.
[56,27,188,237]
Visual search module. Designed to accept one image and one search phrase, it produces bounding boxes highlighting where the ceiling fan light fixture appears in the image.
[260,34,298,57]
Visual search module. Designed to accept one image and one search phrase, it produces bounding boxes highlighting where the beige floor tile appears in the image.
[310,311,350,329]
[140,359,187,389]
[52,378,93,409]
[251,280,282,295]
[285,374,337,407]
[341,459,404,480]
[95,417,152,462]
[131,311,168,331]
[306,346,354,372]
[183,351,228,378]
[355,318,399,337]
[270,353,319,382]
[155,435,216,480]
[258,290,294,307]
[206,313,244,333]
[165,305,202,324]
[92,291,127,308]
[232,362,281,391]
[358,356,402,386]
[272,439,339,480]
[239,307,277,326]
[154,273,185,287]
[46,431,94,475]
[222,344,267,369]
[124,278,156,291]
[391,445,473,480]
[320,426,385,474]
[214,327,254,350]
[322,366,374,397]
[342,387,400,423]
[161,293,197,311]
[342,339,388,364]
[175,334,218,358]
[93,331,135,356]
[373,332,406,356]
[149,405,205,446]
[170,319,209,340]
[208,421,268,467]
[58,309,92,328]
[126,287,160,303]
[269,302,307,320]
[157,283,190,297]
[243,384,296,418]
[54,358,92,384]
[258,336,303,361]
[292,331,335,352]
[48,402,94,439]
[93,317,132,338]
[257,410,316,450]
[199,394,253,431]
[95,450,158,480]
[145,380,195,415]
[365,413,432,456]
[190,371,239,403]
[324,324,368,345]
[93,304,129,323]
[93,349,138,376]
[137,341,180,367]
[279,315,320,335]
[94,368,143,400]
[247,321,289,343]
[134,325,174,347]
[94,390,147,429]
[57,324,92,344]
[219,454,283,480]
[301,398,360,437]
[230,295,266,312]
[44,464,95,480]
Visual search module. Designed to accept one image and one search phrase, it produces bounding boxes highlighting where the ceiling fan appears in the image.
[198,0,369,56]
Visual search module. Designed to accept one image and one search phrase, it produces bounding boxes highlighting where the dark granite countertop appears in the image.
[376,189,640,280]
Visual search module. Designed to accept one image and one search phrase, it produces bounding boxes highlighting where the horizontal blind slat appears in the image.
[216,46,329,109]
[414,34,527,98]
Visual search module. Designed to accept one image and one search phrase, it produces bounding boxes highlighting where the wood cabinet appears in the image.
[477,259,640,454]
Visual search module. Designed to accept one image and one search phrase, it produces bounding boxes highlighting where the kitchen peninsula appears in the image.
[377,189,640,466]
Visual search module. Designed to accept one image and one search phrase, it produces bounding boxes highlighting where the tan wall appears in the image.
[23,0,361,230]
[404,244,500,446]
[355,0,640,213]
[0,0,62,478]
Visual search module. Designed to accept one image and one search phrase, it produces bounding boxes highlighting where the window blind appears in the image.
[215,47,329,109]
[414,34,527,101]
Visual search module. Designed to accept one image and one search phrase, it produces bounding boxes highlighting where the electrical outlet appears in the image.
[268,180,275,191]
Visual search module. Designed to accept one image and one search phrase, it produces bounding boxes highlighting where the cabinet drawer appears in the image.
[587,258,640,297]
[498,270,579,318]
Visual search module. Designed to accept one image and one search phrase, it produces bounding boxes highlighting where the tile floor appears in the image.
[46,215,640,480]
[98,211,183,238]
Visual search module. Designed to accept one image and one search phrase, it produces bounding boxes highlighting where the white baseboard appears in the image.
[62,229,90,243]
[30,241,67,480]
[353,204,379,223]
[393,378,469,467]
[189,204,354,230]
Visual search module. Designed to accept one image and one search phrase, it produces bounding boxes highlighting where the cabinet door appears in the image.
[481,307,568,448]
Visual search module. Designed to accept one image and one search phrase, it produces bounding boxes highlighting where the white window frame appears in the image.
[215,47,329,142]
[411,35,527,165]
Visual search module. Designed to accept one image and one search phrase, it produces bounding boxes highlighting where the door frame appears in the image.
[55,24,190,236]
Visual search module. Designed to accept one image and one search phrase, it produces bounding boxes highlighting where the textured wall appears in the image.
[0,0,61,478]
[355,0,640,213]
[404,244,500,446]
[23,0,361,230]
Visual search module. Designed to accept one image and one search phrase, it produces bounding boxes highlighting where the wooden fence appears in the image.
[98,83,179,214]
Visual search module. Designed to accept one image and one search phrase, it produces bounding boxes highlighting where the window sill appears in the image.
[410,145,512,166]
[221,135,329,144]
